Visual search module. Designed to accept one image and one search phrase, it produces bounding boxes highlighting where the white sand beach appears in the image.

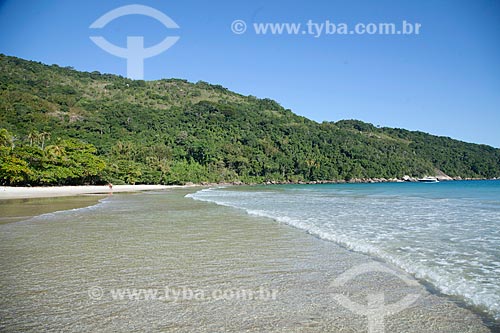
[0,185,189,200]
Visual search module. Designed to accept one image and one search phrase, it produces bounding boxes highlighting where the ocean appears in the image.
[0,184,497,332]
[188,180,500,323]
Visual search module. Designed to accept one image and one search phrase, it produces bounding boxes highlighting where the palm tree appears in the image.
[39,132,51,150]
[27,130,39,147]
[44,144,65,163]
[113,141,135,159]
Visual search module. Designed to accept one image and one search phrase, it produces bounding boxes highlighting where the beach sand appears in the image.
[0,185,190,223]
[0,195,107,224]
[0,189,492,332]
[0,184,189,200]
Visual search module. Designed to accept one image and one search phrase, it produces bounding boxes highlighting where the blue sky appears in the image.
[1,0,499,147]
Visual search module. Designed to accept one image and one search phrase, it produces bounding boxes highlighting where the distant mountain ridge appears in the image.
[1,54,499,185]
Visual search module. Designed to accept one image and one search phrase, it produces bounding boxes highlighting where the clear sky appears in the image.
[0,0,499,147]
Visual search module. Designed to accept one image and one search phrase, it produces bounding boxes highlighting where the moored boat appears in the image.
[418,176,439,183]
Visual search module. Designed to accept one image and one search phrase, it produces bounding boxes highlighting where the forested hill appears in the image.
[1,54,499,185]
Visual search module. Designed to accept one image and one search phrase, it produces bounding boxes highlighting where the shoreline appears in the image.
[0,184,196,200]
[0,195,108,224]
[2,178,498,201]
[189,184,500,331]
[256,177,499,185]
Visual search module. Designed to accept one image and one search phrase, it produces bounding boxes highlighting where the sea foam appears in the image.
[187,182,500,321]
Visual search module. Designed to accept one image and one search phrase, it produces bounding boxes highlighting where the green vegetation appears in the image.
[0,128,105,185]
[1,54,499,185]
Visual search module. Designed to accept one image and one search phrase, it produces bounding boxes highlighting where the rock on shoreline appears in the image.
[199,176,497,187]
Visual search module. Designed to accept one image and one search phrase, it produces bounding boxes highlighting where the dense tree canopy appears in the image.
[1,54,499,185]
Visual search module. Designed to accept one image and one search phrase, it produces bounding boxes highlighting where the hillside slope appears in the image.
[1,54,499,185]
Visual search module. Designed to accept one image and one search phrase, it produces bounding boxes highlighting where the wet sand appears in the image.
[0,189,492,332]
[0,195,107,224]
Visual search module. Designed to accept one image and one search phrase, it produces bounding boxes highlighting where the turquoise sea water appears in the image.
[188,180,500,322]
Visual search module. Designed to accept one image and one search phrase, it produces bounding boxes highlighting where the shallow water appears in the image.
[0,195,106,224]
[189,180,500,325]
[0,189,492,332]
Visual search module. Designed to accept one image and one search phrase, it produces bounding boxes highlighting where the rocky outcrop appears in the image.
[199,174,497,187]
[402,175,417,182]
[434,169,453,181]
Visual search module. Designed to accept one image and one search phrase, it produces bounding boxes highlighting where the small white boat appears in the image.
[418,176,439,183]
